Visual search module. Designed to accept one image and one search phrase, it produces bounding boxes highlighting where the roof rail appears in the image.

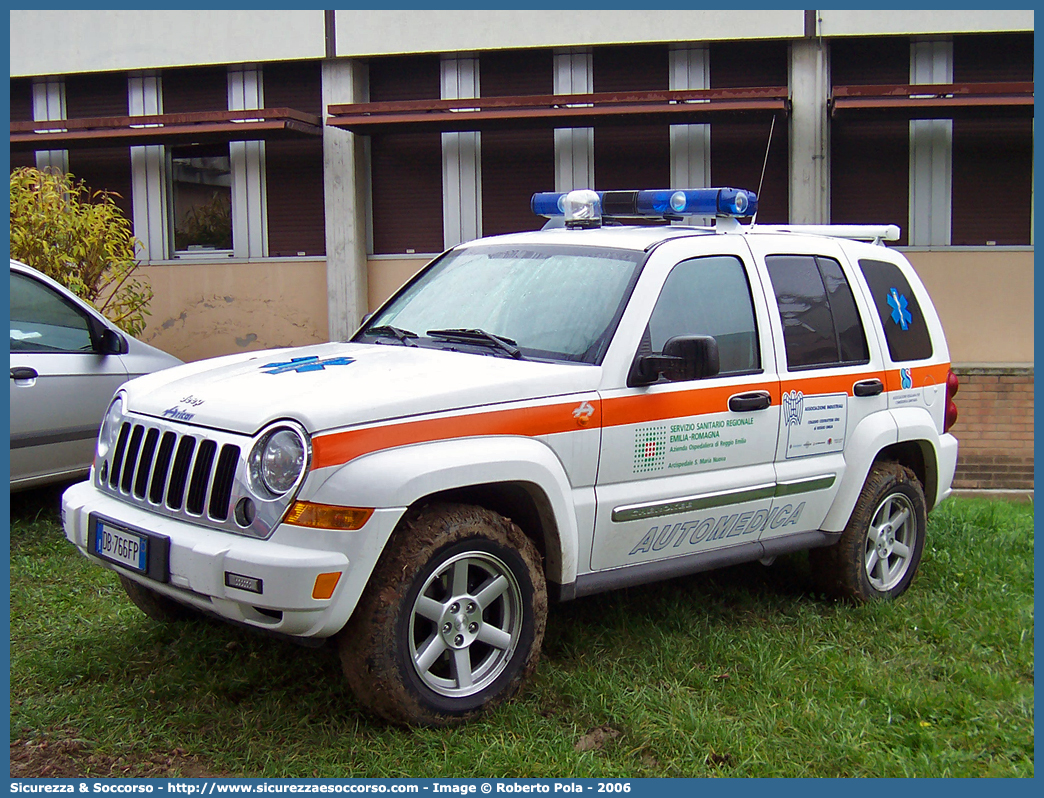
[751,224,901,244]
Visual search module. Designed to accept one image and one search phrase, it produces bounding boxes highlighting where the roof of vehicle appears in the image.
[457,224,716,253]
[456,222,901,255]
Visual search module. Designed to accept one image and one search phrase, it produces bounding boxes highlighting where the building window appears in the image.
[169,145,233,254]
[126,65,271,261]
[669,45,711,218]
[31,77,68,175]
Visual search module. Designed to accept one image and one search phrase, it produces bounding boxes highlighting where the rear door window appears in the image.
[765,254,870,371]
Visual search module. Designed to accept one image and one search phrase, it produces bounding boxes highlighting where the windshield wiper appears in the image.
[427,328,524,359]
[365,325,419,345]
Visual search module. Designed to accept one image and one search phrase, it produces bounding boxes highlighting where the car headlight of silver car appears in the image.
[248,422,310,498]
[97,392,126,460]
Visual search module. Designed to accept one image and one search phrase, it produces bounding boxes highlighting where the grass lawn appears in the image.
[9,484,1034,778]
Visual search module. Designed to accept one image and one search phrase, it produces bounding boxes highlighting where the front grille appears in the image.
[102,419,242,527]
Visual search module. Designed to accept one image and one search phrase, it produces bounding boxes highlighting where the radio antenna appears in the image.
[751,114,776,227]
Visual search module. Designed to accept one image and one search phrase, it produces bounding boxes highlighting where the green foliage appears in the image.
[10,166,154,337]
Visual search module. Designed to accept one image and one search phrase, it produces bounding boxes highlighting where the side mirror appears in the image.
[629,335,720,387]
[99,327,129,355]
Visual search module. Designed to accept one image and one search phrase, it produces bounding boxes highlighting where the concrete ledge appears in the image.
[950,489,1034,503]
[952,366,1034,377]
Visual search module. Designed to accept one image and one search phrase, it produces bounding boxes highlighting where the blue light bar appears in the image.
[531,188,758,219]
[531,192,566,217]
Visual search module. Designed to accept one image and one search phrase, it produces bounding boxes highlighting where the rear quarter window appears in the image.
[858,259,933,362]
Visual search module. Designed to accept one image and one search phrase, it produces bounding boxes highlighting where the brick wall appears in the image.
[950,367,1034,491]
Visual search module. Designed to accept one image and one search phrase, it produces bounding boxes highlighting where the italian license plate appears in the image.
[93,519,149,573]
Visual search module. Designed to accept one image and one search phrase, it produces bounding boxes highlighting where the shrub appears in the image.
[10,166,154,337]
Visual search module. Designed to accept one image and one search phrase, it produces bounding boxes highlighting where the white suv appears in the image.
[62,187,959,726]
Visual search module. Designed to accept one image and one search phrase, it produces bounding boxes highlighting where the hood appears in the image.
[122,342,601,435]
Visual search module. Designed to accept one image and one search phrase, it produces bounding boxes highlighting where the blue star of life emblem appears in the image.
[887,288,912,330]
[261,355,355,375]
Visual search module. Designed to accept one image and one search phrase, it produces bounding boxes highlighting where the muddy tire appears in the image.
[810,462,927,602]
[118,574,196,622]
[339,503,546,726]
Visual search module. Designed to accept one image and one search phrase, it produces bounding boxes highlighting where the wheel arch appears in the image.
[305,435,580,587]
[412,481,564,587]
[874,439,938,511]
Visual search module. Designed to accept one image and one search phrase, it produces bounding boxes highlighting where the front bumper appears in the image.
[62,480,402,638]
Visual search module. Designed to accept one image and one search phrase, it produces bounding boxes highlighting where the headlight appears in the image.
[249,424,309,496]
[97,393,125,459]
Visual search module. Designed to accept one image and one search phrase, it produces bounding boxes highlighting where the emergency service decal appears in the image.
[783,390,847,459]
[628,503,805,557]
[572,401,595,427]
[887,288,913,330]
[891,366,923,407]
[261,355,356,375]
[633,412,759,475]
[633,426,667,473]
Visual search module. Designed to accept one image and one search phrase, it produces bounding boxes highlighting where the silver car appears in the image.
[9,259,182,490]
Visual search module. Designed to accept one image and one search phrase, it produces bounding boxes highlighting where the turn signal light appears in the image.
[285,502,373,530]
[312,572,342,600]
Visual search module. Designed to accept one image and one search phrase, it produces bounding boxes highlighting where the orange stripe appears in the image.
[882,363,951,392]
[781,371,887,397]
[601,381,780,427]
[311,364,951,471]
[312,399,601,471]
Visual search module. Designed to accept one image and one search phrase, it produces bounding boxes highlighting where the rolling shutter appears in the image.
[161,66,228,114]
[830,38,911,241]
[951,34,1033,245]
[593,45,671,191]
[263,61,326,257]
[10,78,35,168]
[369,55,443,254]
[480,49,555,236]
[65,72,133,220]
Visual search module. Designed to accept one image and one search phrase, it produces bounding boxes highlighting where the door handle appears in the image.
[10,367,38,381]
[853,379,884,397]
[728,391,772,412]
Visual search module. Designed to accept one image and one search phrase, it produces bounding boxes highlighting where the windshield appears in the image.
[358,244,645,363]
